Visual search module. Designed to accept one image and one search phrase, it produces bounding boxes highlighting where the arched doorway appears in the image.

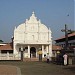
[30,47,36,58]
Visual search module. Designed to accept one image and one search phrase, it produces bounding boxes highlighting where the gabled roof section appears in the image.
[14,12,52,33]
[25,11,39,24]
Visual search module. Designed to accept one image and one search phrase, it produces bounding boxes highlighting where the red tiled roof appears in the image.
[52,45,62,50]
[55,32,75,41]
[0,43,13,50]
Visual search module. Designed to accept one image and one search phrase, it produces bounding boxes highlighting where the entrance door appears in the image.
[30,47,36,58]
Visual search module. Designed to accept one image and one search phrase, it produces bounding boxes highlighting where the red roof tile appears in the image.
[52,45,62,50]
[0,44,13,50]
[55,32,75,41]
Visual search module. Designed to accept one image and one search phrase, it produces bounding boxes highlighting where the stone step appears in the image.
[23,58,46,61]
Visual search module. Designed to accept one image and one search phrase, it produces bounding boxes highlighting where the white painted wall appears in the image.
[13,12,52,58]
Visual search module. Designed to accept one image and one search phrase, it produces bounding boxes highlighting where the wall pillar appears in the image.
[28,45,30,58]
[42,45,44,58]
[49,44,52,57]
[46,45,49,54]
[14,43,18,57]
[36,49,37,58]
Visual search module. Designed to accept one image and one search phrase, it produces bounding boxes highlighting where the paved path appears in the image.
[0,65,21,75]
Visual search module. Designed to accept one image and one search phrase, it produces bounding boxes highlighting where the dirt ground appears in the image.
[0,65,20,75]
[0,61,75,75]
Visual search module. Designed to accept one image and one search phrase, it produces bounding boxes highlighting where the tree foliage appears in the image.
[0,40,3,43]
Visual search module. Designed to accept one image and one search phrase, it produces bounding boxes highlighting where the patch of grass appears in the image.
[0,61,75,75]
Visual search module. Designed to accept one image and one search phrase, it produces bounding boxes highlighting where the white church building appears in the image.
[13,12,52,59]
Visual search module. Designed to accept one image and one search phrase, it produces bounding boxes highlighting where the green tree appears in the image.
[0,40,3,43]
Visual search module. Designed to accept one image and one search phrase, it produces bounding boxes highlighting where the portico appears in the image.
[15,44,51,58]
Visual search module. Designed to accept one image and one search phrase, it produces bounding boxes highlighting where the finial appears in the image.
[32,11,35,14]
[26,19,28,21]
[39,19,41,23]
[15,26,16,29]
[32,11,35,16]
[49,27,50,30]
[49,27,51,33]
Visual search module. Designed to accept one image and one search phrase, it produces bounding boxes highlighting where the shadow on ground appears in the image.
[63,65,75,73]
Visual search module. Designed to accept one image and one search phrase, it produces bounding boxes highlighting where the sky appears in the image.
[0,0,74,43]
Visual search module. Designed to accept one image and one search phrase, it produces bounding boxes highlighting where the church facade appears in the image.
[13,12,52,58]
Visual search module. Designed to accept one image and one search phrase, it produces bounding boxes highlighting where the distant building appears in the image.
[0,43,13,60]
[13,12,52,58]
[55,32,75,49]
[0,43,7,46]
[55,32,75,58]
[52,45,62,57]
[0,43,13,54]
[0,40,6,46]
[55,32,75,65]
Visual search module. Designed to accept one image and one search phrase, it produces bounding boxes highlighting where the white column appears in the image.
[28,45,30,58]
[36,49,37,58]
[49,44,52,57]
[14,43,18,57]
[46,45,49,54]
[42,45,44,58]
[37,47,39,58]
